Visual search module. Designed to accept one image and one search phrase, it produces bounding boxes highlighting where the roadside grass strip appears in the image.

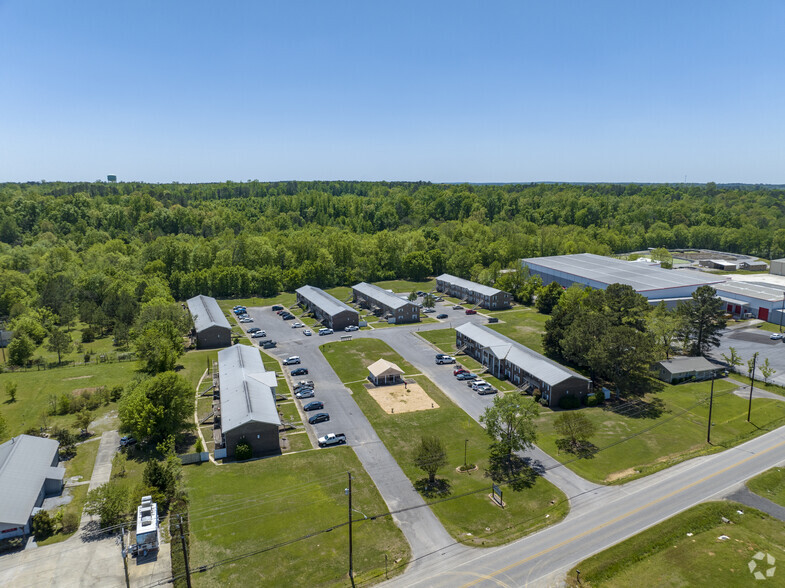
[184,447,410,587]
[567,502,785,587]
[747,467,785,507]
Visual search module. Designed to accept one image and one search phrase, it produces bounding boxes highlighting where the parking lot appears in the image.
[712,326,785,387]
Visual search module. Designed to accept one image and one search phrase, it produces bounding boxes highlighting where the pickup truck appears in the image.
[435,354,456,365]
[318,433,346,447]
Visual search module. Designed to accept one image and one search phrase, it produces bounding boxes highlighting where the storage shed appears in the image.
[187,295,232,349]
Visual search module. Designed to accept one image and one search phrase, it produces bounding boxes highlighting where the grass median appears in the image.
[322,338,569,547]
[566,501,785,586]
[747,467,785,506]
[184,448,410,587]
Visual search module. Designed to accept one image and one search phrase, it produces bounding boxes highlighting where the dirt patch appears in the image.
[72,387,102,396]
[64,375,94,381]
[605,467,639,483]
[366,381,439,414]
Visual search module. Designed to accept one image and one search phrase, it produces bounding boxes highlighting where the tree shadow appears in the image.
[414,478,452,498]
[484,449,537,491]
[555,439,599,459]
[603,395,667,420]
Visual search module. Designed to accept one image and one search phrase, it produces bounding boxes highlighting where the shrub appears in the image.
[235,438,252,461]
[109,386,124,402]
[81,328,95,343]
[31,510,54,540]
[539,398,549,407]
[584,393,599,407]
[61,510,79,534]
[533,389,542,402]
[559,394,581,410]
[195,438,204,453]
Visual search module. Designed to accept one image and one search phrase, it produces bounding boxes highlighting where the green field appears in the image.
[321,339,416,383]
[215,293,297,313]
[321,338,568,547]
[185,448,410,587]
[747,467,785,507]
[535,379,785,484]
[567,502,785,587]
[486,308,549,353]
[373,279,436,293]
[0,361,136,439]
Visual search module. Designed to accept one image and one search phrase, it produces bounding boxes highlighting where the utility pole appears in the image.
[120,527,130,588]
[346,471,355,588]
[780,292,784,333]
[178,515,193,588]
[707,373,715,444]
[747,353,758,423]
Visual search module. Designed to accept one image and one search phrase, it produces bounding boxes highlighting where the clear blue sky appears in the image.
[1,1,783,183]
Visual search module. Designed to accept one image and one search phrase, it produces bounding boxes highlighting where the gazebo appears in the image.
[367,359,404,386]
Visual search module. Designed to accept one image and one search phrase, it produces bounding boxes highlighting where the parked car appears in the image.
[477,386,497,395]
[251,331,267,338]
[261,340,277,349]
[488,317,499,323]
[303,329,312,336]
[308,413,330,425]
[437,313,448,319]
[453,305,463,310]
[423,308,435,313]
[247,327,261,333]
[453,367,468,376]
[282,314,295,320]
[465,309,477,315]
[303,401,324,411]
[770,333,784,340]
[456,372,477,381]
[435,354,456,365]
[240,317,253,323]
[272,305,284,311]
[318,433,346,447]
[283,356,301,365]
[416,291,425,296]
[435,296,444,301]
[291,367,309,376]
[120,436,136,447]
[291,322,304,328]
[470,379,488,390]
[344,325,359,332]
[295,380,315,388]
[276,309,285,315]
[319,328,334,336]
[295,389,315,399]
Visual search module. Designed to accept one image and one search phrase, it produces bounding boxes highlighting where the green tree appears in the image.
[0,412,6,441]
[553,411,596,453]
[677,286,727,356]
[112,451,128,478]
[74,408,92,434]
[85,481,129,527]
[8,334,35,367]
[422,293,436,308]
[760,358,776,384]
[647,302,682,359]
[402,251,432,281]
[46,327,73,364]
[588,325,657,394]
[118,372,193,443]
[535,282,564,315]
[132,319,185,374]
[480,394,539,457]
[5,381,17,403]
[650,247,673,269]
[31,510,54,540]
[408,291,417,302]
[412,435,448,485]
[721,346,743,373]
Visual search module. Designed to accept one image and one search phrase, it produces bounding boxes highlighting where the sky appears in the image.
[0,1,783,184]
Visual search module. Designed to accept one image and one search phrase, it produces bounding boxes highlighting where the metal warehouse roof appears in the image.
[658,356,719,375]
[456,322,589,386]
[0,435,64,526]
[714,281,785,303]
[436,274,504,297]
[296,285,358,317]
[353,282,410,310]
[187,295,232,333]
[218,345,280,434]
[522,253,724,292]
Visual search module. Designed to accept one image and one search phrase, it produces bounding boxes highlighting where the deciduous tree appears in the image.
[677,286,727,356]
[480,394,539,457]
[412,435,448,484]
[118,372,193,443]
[46,327,73,364]
[553,411,596,453]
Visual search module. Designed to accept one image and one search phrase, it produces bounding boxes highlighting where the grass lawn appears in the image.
[729,373,785,397]
[0,362,136,438]
[320,338,568,547]
[417,328,483,371]
[37,485,89,546]
[373,279,436,293]
[320,339,416,383]
[184,448,410,587]
[66,438,101,481]
[755,321,785,334]
[486,308,549,353]
[214,293,297,313]
[747,467,785,507]
[281,431,313,453]
[566,502,785,587]
[535,379,785,484]
[324,286,353,302]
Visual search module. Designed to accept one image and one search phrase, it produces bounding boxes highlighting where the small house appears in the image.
[656,356,722,384]
[367,359,404,386]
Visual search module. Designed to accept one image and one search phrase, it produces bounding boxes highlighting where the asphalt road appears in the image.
[712,326,785,387]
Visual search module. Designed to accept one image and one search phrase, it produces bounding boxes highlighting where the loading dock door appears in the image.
[759,308,769,321]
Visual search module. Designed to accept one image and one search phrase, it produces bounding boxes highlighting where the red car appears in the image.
[465,309,477,315]
[453,367,468,376]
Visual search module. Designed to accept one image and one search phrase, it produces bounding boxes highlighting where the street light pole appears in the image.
[747,353,758,423]
[707,373,715,444]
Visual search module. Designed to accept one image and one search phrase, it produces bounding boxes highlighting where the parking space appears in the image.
[712,327,785,387]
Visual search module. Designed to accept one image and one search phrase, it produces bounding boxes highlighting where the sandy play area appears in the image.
[367,380,439,414]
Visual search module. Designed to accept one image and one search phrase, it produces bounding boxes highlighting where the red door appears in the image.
[735,305,742,314]
[727,304,733,312]
[759,308,769,321]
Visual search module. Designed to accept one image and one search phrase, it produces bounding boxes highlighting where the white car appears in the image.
[240,317,253,323]
[423,308,435,313]
[283,356,301,365]
[303,329,312,336]
[291,322,304,328]
[251,331,267,338]
[770,333,784,340]
[344,325,359,332]
[470,379,488,390]
[319,328,334,336]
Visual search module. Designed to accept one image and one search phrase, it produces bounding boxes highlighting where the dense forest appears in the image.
[1,181,784,327]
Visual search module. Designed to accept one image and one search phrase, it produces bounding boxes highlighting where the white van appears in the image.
[319,328,334,336]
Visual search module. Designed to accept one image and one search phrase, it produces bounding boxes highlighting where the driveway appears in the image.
[712,327,785,387]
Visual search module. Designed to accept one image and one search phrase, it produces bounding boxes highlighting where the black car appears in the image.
[308,412,330,424]
[437,313,448,319]
[272,305,284,311]
[282,314,295,320]
[291,367,308,376]
[247,327,261,333]
[261,340,277,349]
[303,401,324,411]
